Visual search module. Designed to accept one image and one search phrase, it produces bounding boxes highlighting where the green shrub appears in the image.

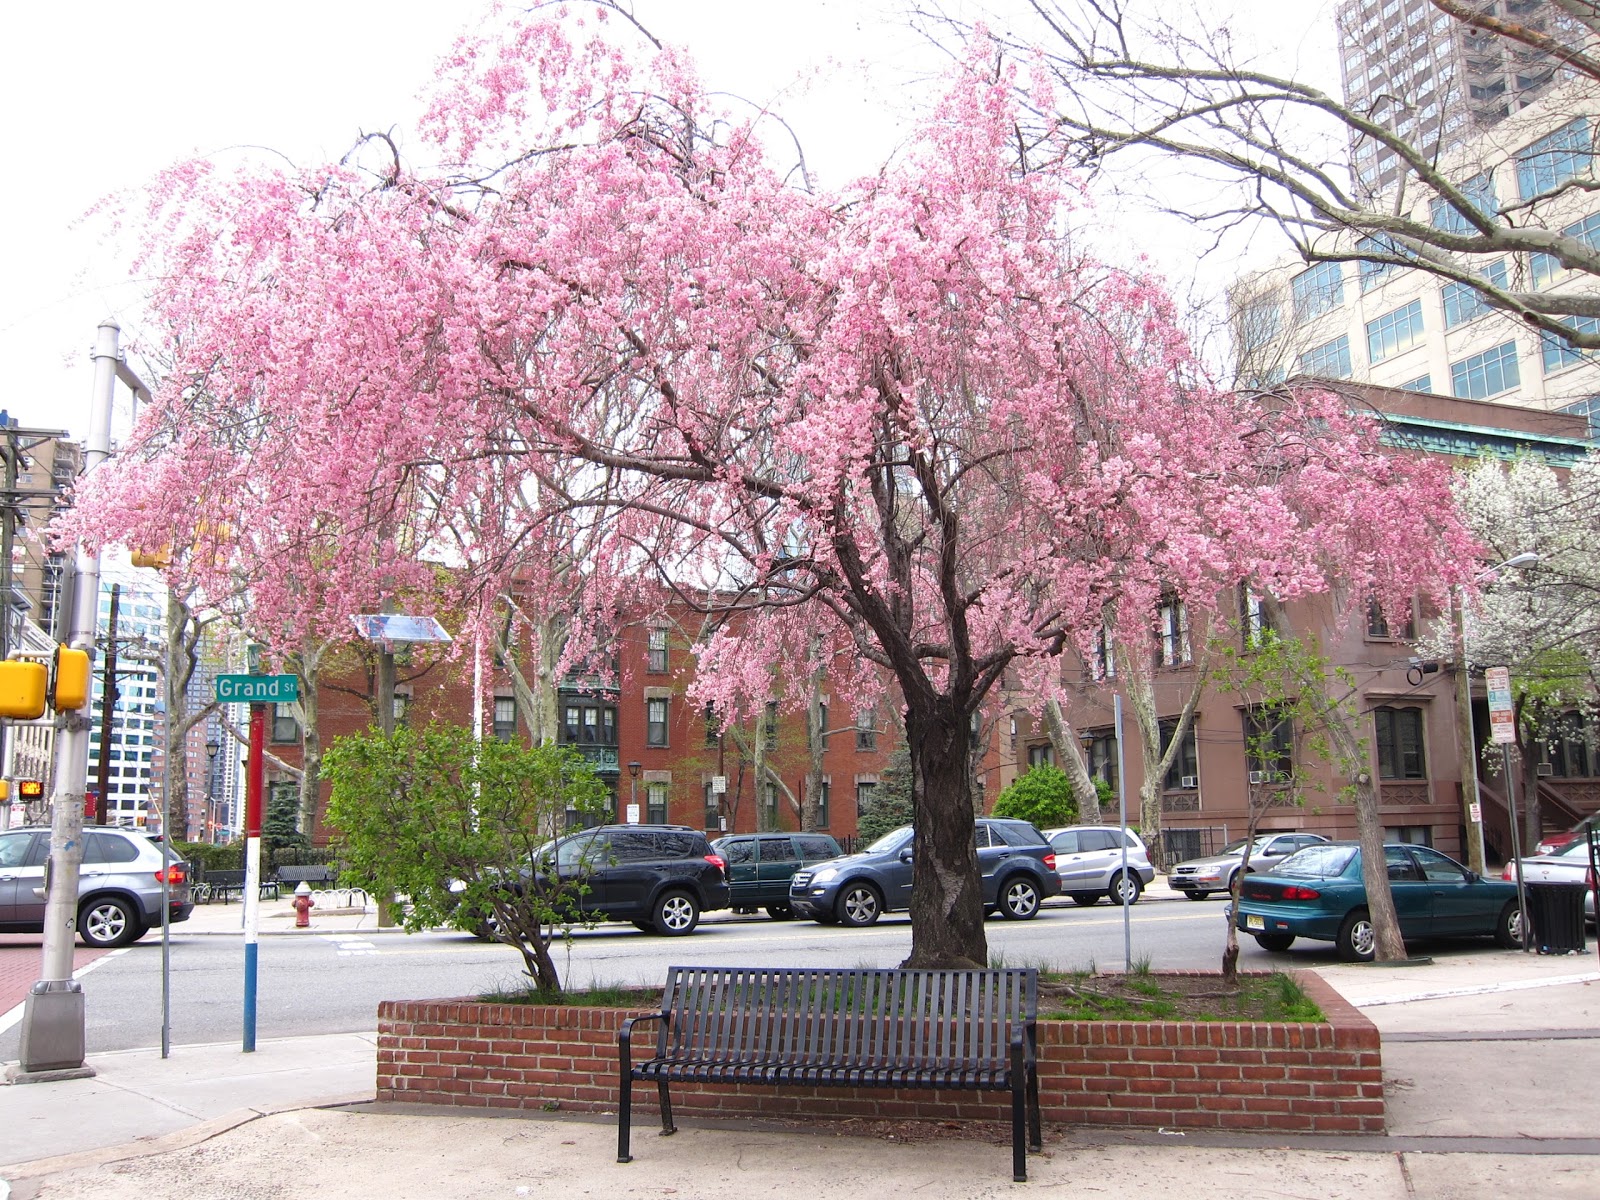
[992,764,1077,829]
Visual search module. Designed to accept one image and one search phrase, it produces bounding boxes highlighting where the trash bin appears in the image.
[1523,881,1588,954]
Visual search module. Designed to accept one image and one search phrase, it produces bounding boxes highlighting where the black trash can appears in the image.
[1523,881,1589,954]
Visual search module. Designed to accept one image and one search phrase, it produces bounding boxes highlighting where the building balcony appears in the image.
[569,743,620,776]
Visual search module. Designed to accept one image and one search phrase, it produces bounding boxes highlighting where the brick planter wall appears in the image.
[376,971,1382,1134]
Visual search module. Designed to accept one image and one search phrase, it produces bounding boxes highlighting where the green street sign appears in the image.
[215,674,299,704]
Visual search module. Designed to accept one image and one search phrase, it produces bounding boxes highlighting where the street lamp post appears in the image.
[1454,552,1540,876]
[205,734,221,842]
[628,760,641,824]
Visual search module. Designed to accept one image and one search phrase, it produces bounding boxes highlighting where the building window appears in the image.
[855,780,877,815]
[1396,373,1431,393]
[703,781,719,829]
[764,700,778,751]
[1366,299,1424,363]
[1441,259,1508,328]
[564,700,618,744]
[1237,295,1282,350]
[1159,720,1199,791]
[1239,584,1278,649]
[646,697,669,747]
[1090,626,1116,680]
[854,706,877,751]
[1298,335,1352,380]
[1156,595,1191,667]
[814,780,830,828]
[647,627,668,674]
[1559,396,1600,439]
[1541,316,1600,374]
[1291,262,1344,322]
[1085,731,1118,792]
[492,696,516,741]
[1450,341,1520,400]
[1366,597,1416,640]
[1529,211,1600,289]
[763,781,779,828]
[647,782,668,825]
[1027,743,1055,768]
[811,703,829,751]
[1430,170,1498,233]
[1244,707,1293,782]
[1544,711,1593,777]
[1357,234,1408,292]
[1374,706,1427,780]
[269,704,299,744]
[1385,825,1434,847]
[392,690,410,727]
[1516,117,1593,199]
[703,702,720,747]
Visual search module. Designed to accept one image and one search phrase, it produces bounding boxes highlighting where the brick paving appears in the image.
[0,937,108,1015]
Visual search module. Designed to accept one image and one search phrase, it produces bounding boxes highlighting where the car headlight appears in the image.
[812,867,839,885]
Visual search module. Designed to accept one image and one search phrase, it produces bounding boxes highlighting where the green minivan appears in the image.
[711,832,844,919]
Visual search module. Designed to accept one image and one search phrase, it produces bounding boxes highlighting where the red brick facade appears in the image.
[375,972,1383,1135]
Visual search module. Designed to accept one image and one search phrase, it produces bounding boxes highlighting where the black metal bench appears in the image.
[197,869,279,903]
[275,864,339,888]
[617,965,1041,1181]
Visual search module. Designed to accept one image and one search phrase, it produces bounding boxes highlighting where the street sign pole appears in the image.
[1485,666,1529,951]
[242,702,266,1050]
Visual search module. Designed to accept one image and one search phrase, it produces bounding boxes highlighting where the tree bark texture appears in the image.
[902,698,986,970]
[1044,697,1103,824]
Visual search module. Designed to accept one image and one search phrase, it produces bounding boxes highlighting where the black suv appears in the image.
[546,824,730,935]
[788,818,1061,926]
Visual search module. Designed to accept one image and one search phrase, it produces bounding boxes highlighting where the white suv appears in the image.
[0,825,193,947]
[1042,825,1155,906]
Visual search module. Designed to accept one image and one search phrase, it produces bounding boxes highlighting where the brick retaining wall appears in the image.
[376,971,1382,1134]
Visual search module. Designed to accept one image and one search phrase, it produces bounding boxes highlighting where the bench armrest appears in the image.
[618,1012,669,1073]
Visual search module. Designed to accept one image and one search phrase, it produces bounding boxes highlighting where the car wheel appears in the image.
[1336,909,1376,962]
[836,882,883,927]
[652,891,700,936]
[79,895,142,948]
[766,904,793,920]
[1183,891,1210,901]
[1494,900,1524,949]
[1069,892,1101,907]
[1109,872,1143,906]
[1254,933,1295,952]
[998,876,1041,920]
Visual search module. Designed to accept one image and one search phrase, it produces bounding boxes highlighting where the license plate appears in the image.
[1246,914,1264,931]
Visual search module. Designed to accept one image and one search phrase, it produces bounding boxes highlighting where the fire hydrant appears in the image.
[292,881,315,928]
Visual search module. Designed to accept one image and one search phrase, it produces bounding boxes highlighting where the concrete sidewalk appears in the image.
[3,933,1597,1198]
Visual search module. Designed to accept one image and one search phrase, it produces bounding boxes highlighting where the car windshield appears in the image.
[1271,844,1357,878]
[864,827,912,855]
[1218,837,1273,856]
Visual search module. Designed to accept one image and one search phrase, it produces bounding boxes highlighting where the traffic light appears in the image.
[50,645,91,711]
[18,779,43,801]
[0,660,48,719]
[130,544,172,569]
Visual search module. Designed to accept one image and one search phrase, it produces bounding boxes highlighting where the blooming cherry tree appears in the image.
[62,7,1473,967]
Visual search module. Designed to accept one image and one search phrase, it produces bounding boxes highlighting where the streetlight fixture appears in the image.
[628,761,641,824]
[1454,551,1540,875]
[205,734,221,843]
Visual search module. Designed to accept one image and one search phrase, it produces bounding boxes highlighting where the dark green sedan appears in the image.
[1234,842,1523,961]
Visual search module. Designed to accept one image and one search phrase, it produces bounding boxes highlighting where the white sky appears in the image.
[0,0,1339,445]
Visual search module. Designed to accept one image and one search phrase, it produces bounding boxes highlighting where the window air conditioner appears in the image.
[1248,770,1267,785]
[1180,775,1198,790]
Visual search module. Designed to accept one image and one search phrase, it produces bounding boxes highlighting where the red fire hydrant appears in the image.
[292,882,315,928]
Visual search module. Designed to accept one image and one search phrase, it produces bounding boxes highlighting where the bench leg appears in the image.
[1027,1064,1042,1151]
[657,1080,676,1136]
[1011,1080,1027,1183]
[618,1072,633,1163]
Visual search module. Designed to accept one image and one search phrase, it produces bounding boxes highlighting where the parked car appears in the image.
[1168,831,1330,899]
[788,818,1061,927]
[1042,825,1154,906]
[1235,841,1522,961]
[1502,839,1597,926]
[459,824,729,938]
[1534,814,1600,857]
[711,831,843,918]
[0,825,192,947]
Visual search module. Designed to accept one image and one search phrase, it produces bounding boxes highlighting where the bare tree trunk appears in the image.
[291,639,328,839]
[1324,712,1408,962]
[803,650,825,831]
[902,696,986,970]
[1042,697,1102,822]
[1122,652,1207,873]
[163,590,219,841]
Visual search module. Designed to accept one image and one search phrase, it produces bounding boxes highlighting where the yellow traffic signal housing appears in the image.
[51,646,92,711]
[0,660,49,719]
[130,544,173,569]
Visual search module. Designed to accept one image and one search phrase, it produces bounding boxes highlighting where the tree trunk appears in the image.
[1123,652,1207,873]
[803,659,825,832]
[902,697,986,969]
[1043,698,1102,823]
[1322,710,1408,962]
[293,640,327,839]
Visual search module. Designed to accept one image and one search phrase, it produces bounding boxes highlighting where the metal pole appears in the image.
[1452,590,1487,875]
[1503,744,1530,951]
[243,702,266,1051]
[1113,693,1130,973]
[94,584,120,824]
[14,320,118,1077]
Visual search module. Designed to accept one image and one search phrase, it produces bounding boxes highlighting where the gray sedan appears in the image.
[1503,840,1597,924]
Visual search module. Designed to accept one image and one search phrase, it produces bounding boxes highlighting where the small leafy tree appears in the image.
[858,747,916,844]
[324,723,608,992]
[264,785,310,863]
[991,764,1078,829]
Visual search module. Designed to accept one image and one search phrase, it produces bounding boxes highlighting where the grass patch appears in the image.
[1039,971,1324,1023]
[481,982,661,1007]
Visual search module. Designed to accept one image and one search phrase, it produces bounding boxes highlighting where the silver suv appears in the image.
[1042,825,1155,906]
[0,825,193,947]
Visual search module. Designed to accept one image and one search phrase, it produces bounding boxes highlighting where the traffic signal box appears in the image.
[0,645,93,718]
